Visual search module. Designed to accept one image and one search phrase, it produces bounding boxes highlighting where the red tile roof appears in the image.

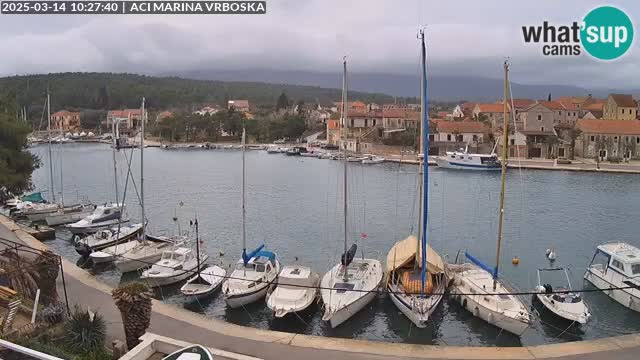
[537,101,566,110]
[51,110,79,117]
[576,119,640,135]
[435,120,488,134]
[462,102,476,111]
[500,99,536,109]
[108,109,143,117]
[584,102,604,111]
[475,103,504,113]
[610,94,636,108]
[437,111,450,117]
[228,100,249,108]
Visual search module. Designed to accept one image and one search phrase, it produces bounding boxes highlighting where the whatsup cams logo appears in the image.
[522,5,634,60]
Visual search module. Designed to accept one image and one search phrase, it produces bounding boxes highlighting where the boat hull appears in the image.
[224,283,270,308]
[67,219,129,234]
[435,158,501,171]
[46,208,95,226]
[449,283,530,336]
[115,252,163,273]
[535,294,590,324]
[182,282,224,303]
[323,285,378,328]
[74,228,141,256]
[584,268,640,312]
[142,269,195,287]
[387,282,444,328]
[25,209,59,222]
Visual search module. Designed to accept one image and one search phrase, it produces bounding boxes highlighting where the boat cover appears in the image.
[242,244,264,264]
[254,250,276,263]
[22,192,45,203]
[386,235,445,273]
[400,269,434,294]
[341,244,357,266]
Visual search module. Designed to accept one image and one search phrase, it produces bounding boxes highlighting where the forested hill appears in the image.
[0,72,395,114]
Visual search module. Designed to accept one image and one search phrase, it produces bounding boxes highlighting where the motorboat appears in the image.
[248,145,264,150]
[73,223,143,256]
[266,265,319,318]
[321,59,384,329]
[141,247,208,287]
[321,245,383,328]
[286,146,308,156]
[89,240,140,264]
[318,152,334,159]
[266,145,280,154]
[222,246,281,308]
[20,202,61,222]
[45,203,96,226]
[180,265,227,302]
[114,234,187,273]
[162,345,213,360]
[387,237,447,328]
[435,145,501,171]
[584,242,640,312]
[347,156,366,162]
[300,151,320,158]
[534,267,591,324]
[66,203,129,234]
[361,155,385,164]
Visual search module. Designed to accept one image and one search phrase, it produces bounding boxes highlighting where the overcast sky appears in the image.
[0,0,638,88]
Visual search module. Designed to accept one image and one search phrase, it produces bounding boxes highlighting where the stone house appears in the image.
[227,100,250,112]
[575,119,640,160]
[432,120,488,144]
[472,103,505,127]
[50,110,81,131]
[106,109,146,130]
[603,94,637,120]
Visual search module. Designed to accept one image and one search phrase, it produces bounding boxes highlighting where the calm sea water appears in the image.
[29,143,640,346]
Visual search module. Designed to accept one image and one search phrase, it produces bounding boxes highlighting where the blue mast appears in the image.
[420,30,428,297]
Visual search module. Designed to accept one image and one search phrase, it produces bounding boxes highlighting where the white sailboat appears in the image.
[222,127,281,308]
[320,58,383,328]
[89,240,140,264]
[66,203,130,234]
[386,33,447,328]
[266,265,319,318]
[448,61,532,336]
[73,223,143,256]
[115,234,186,273]
[180,220,226,301]
[45,203,96,226]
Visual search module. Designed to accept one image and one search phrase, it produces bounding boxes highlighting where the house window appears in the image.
[364,119,368,127]
[472,135,478,142]
[614,136,618,141]
[428,134,435,141]
[372,119,376,126]
[622,109,625,114]
[558,111,561,115]
[447,134,451,141]
[541,127,544,132]
[510,139,515,145]
[537,114,542,121]
[591,135,595,142]
[637,137,640,144]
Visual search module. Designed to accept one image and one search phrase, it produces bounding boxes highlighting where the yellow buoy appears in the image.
[512,256,520,265]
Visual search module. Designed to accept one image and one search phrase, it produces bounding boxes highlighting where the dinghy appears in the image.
[535,267,591,324]
[162,345,213,360]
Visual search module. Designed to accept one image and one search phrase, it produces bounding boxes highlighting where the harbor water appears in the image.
[29,143,640,347]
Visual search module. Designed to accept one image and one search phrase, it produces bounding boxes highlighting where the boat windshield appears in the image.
[632,264,640,276]
[235,263,255,271]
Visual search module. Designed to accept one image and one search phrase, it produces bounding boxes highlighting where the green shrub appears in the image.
[63,306,106,353]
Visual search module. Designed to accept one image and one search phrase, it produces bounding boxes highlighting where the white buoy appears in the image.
[545,248,551,256]
[547,249,556,261]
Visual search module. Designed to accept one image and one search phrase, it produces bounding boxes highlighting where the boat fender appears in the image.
[487,312,493,323]
[474,306,480,317]
[462,299,467,308]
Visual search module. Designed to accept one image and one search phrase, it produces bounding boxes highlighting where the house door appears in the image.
[529,147,542,158]
[558,147,565,158]
[599,149,607,160]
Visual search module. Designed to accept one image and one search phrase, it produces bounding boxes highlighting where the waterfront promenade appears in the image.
[1,216,639,359]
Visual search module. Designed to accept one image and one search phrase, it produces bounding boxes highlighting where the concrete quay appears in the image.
[1,215,639,360]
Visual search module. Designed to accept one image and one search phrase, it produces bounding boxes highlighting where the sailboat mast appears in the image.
[140,97,146,242]
[112,119,120,205]
[241,121,247,254]
[46,91,56,204]
[493,60,510,290]
[419,31,429,297]
[341,57,349,280]
[195,218,201,276]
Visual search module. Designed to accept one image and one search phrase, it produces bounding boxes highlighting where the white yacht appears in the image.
[584,242,640,312]
[361,155,385,164]
[266,265,319,318]
[66,203,129,234]
[222,248,281,308]
[181,265,227,302]
[321,59,383,328]
[89,240,140,264]
[45,203,96,226]
[435,145,501,171]
[114,235,187,273]
[141,247,208,287]
[535,267,591,324]
[73,223,143,256]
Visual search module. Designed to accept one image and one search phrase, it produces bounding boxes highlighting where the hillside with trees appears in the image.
[0,72,396,129]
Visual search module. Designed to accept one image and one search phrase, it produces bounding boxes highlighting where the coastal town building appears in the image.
[603,94,637,120]
[155,111,173,122]
[105,109,147,130]
[227,100,250,112]
[575,119,640,160]
[452,102,476,119]
[50,110,81,131]
[582,102,605,119]
[433,120,488,144]
[194,105,221,115]
[472,103,506,127]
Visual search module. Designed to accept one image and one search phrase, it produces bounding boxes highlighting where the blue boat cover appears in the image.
[22,192,45,203]
[254,250,276,262]
[242,244,264,265]
[465,251,498,279]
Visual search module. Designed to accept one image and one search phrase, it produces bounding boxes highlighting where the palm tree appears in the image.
[111,282,153,349]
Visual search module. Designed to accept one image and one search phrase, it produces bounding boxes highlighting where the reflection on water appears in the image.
[32,143,640,346]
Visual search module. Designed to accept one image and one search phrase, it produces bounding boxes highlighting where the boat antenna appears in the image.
[241,117,247,276]
[46,89,56,204]
[419,28,429,298]
[140,97,146,243]
[493,59,510,290]
[341,56,349,282]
